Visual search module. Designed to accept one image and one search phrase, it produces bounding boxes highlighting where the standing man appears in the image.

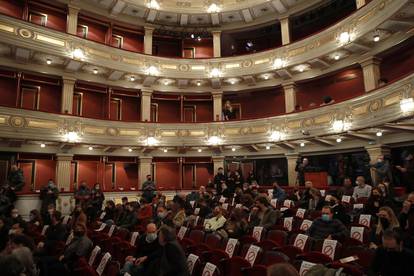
[142,175,156,203]
[214,167,226,196]
[295,158,310,186]
[371,155,392,186]
[40,179,59,219]
[6,164,25,203]
[396,151,414,192]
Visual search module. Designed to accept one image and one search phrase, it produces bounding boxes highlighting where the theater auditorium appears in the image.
[0,0,413,275]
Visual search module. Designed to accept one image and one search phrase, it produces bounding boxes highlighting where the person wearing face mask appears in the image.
[371,155,392,186]
[338,177,355,199]
[88,183,105,221]
[70,204,87,230]
[364,187,386,216]
[7,208,27,233]
[307,206,348,241]
[38,211,67,255]
[399,192,414,247]
[27,209,43,235]
[352,176,372,200]
[74,181,91,208]
[214,167,226,196]
[100,200,116,225]
[142,175,156,203]
[396,151,414,192]
[370,207,400,249]
[325,194,349,225]
[118,202,138,230]
[155,205,172,227]
[369,230,414,276]
[40,179,59,220]
[121,223,162,276]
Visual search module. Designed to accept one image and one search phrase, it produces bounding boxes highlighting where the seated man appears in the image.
[118,202,138,230]
[37,211,67,255]
[369,229,414,276]
[307,206,348,240]
[121,223,162,276]
[353,176,372,200]
[272,181,286,202]
[204,206,226,232]
[249,196,281,230]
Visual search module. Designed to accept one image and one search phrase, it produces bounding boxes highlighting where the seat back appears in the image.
[267,230,288,246]
[189,229,205,244]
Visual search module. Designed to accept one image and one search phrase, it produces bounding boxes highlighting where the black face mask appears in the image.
[74,230,84,237]
[380,217,390,229]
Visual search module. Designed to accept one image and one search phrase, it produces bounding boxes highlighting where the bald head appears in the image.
[146,223,157,234]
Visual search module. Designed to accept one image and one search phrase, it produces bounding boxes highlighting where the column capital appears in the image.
[212,156,225,162]
[285,152,301,160]
[360,56,382,67]
[211,30,222,35]
[62,76,76,84]
[212,90,223,98]
[56,153,73,161]
[282,81,296,90]
[139,156,153,163]
[141,88,153,96]
[144,26,155,34]
[67,4,80,14]
[279,15,289,21]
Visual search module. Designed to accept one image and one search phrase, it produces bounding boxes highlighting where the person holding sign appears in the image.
[308,206,348,241]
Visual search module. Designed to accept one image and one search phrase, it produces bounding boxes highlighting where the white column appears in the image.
[212,91,223,121]
[61,77,75,114]
[283,82,297,113]
[280,17,290,45]
[139,156,152,188]
[144,26,154,55]
[212,30,221,58]
[56,154,73,192]
[66,5,80,35]
[356,0,366,9]
[285,153,300,186]
[360,57,381,92]
[141,88,152,122]
[212,156,225,175]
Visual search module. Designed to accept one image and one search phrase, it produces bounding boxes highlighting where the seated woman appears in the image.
[365,187,386,216]
[222,207,248,239]
[369,206,400,249]
[27,209,43,235]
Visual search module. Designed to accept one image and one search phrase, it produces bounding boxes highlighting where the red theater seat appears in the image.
[261,250,290,266]
[267,230,288,246]
[220,256,251,276]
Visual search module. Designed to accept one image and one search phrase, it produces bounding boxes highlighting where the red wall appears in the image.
[35,159,56,190]
[194,101,213,122]
[80,91,107,119]
[29,3,66,32]
[0,0,23,18]
[113,28,144,53]
[225,88,285,119]
[78,17,107,44]
[76,161,104,189]
[296,67,364,109]
[154,99,181,122]
[0,72,17,107]
[381,38,414,82]
[195,163,213,187]
[155,161,180,190]
[182,38,214,58]
[115,162,138,190]
[18,154,56,193]
[118,95,140,122]
[153,36,181,57]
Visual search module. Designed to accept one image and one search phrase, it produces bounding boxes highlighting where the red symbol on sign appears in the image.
[301,224,309,231]
[352,232,362,241]
[295,239,304,249]
[188,260,194,270]
[301,269,309,276]
[323,245,334,258]
[226,243,234,254]
[360,219,369,226]
[284,221,291,230]
[247,251,255,263]
[203,271,211,276]
[253,231,260,241]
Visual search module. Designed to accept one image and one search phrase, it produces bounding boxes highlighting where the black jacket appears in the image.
[369,247,414,276]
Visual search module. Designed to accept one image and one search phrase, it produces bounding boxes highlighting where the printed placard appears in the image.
[219,196,226,203]
[342,195,351,203]
[99,212,106,220]
[283,200,293,208]
[89,246,101,266]
[202,262,217,276]
[65,232,74,245]
[95,223,106,232]
[350,227,364,242]
[353,203,364,209]
[96,252,111,276]
[187,254,199,275]
[41,225,49,236]
[252,226,263,242]
[339,255,359,264]
[358,214,371,227]
[271,199,278,208]
[296,208,306,219]
[280,207,288,212]
[130,232,139,246]
[222,203,229,210]
[194,208,200,215]
[62,215,71,225]
[294,234,309,251]
[108,225,116,237]
[190,201,195,208]
[300,220,313,232]
[299,261,316,276]
[284,217,293,232]
[177,226,188,240]
[225,238,238,258]
[194,216,200,226]
[322,239,338,260]
[320,190,326,197]
[244,244,260,266]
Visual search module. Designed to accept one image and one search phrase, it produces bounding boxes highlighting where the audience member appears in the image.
[308,206,348,240]
[271,181,286,201]
[204,206,226,232]
[214,167,226,195]
[118,202,138,230]
[223,100,236,121]
[295,158,310,186]
[39,179,59,218]
[142,175,156,203]
[396,151,414,192]
[88,183,104,221]
[74,182,91,208]
[399,192,414,247]
[6,165,25,203]
[371,155,392,186]
[352,176,372,200]
[370,206,400,249]
[250,196,280,230]
[267,263,299,276]
[337,177,354,198]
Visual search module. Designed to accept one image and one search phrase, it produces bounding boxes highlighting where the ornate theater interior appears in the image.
[0,0,413,275]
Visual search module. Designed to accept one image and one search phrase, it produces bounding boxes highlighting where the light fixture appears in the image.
[191,34,195,39]
[197,36,201,41]
[296,64,309,73]
[163,149,168,153]
[147,0,160,9]
[63,131,80,143]
[46,59,52,65]
[93,68,98,74]
[339,31,350,44]
[129,76,135,81]
[373,34,380,42]
[146,65,159,76]
[72,48,85,60]
[146,136,159,146]
[376,131,383,137]
[300,142,305,147]
[332,120,351,132]
[231,147,236,152]
[40,143,46,148]
[263,74,269,80]
[273,58,286,69]
[210,68,221,78]
[164,80,169,85]
[207,135,222,145]
[400,98,414,113]
[128,148,132,152]
[334,54,340,60]
[266,145,271,150]
[196,81,201,86]
[198,148,202,153]
[88,146,93,151]
[269,130,283,141]
[336,138,342,143]
[207,3,220,13]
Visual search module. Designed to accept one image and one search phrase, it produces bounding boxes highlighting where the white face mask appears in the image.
[8,229,16,235]
[146,233,157,243]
